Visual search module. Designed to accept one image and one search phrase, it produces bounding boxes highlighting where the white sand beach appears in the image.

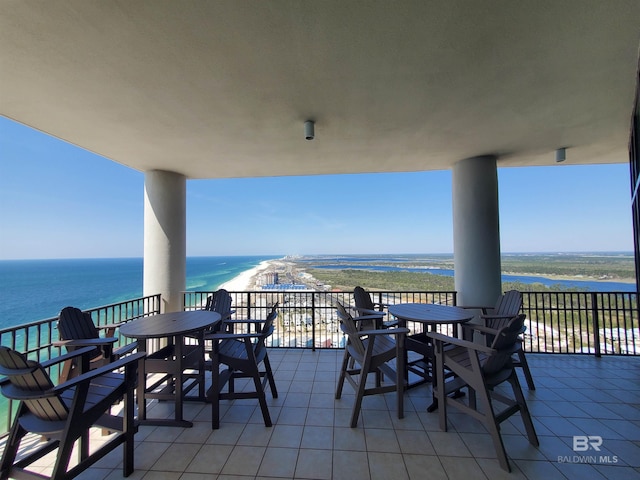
[218,260,274,291]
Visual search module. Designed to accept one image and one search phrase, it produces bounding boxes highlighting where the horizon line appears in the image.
[0,251,635,262]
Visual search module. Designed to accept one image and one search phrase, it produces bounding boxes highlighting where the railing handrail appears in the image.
[0,289,637,437]
[183,289,639,356]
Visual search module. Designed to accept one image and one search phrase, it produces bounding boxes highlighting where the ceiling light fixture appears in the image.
[304,120,315,140]
[555,147,566,163]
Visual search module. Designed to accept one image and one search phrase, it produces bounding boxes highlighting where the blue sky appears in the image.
[0,116,633,259]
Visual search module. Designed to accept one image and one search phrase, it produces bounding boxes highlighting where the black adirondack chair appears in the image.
[0,346,144,480]
[461,290,535,389]
[183,288,235,385]
[335,301,409,427]
[353,286,398,328]
[207,303,279,429]
[55,306,137,381]
[428,314,539,472]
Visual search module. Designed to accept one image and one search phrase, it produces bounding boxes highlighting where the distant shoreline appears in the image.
[216,257,636,292]
[501,271,635,284]
[218,260,273,291]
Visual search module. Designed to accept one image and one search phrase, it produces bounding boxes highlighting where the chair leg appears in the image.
[478,386,511,472]
[123,380,136,477]
[263,354,278,398]
[211,353,221,430]
[197,343,206,400]
[395,344,404,420]
[0,419,26,479]
[251,367,272,427]
[510,374,539,447]
[51,429,77,480]
[335,348,350,399]
[432,345,448,431]
[350,370,368,428]
[350,352,374,428]
[518,350,536,390]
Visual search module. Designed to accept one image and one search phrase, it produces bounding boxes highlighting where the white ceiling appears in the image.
[1,1,639,179]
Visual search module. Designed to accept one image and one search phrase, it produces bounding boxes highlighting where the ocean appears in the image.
[0,256,280,329]
[0,254,635,330]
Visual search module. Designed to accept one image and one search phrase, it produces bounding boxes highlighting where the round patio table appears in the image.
[388,303,474,411]
[120,310,221,427]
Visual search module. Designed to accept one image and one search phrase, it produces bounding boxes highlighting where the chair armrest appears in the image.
[460,305,492,309]
[39,346,97,369]
[426,331,496,354]
[463,323,500,336]
[214,310,235,320]
[480,313,517,320]
[96,322,124,330]
[353,307,386,316]
[460,305,493,315]
[222,319,265,333]
[370,302,389,311]
[54,352,146,391]
[205,332,261,340]
[357,327,410,337]
[0,348,94,378]
[224,319,264,325]
[53,337,118,347]
[114,341,138,357]
[352,313,386,323]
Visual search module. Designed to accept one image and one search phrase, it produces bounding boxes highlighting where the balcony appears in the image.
[1,293,638,478]
[3,349,639,479]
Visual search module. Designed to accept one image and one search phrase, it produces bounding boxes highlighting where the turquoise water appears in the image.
[0,256,280,328]
[0,253,635,330]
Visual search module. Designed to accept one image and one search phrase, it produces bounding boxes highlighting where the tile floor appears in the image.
[5,349,640,479]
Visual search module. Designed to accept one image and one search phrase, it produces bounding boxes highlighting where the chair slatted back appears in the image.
[254,304,278,363]
[353,286,378,329]
[482,314,526,375]
[58,306,99,340]
[0,346,68,422]
[206,289,232,316]
[354,286,375,311]
[335,302,366,359]
[205,289,233,332]
[488,290,523,329]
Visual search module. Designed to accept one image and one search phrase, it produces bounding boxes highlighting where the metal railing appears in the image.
[184,290,458,348]
[0,294,161,434]
[522,291,639,355]
[184,289,639,355]
[0,289,637,436]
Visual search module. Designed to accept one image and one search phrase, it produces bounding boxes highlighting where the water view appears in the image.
[0,252,635,329]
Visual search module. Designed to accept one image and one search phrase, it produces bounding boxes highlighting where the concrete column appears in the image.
[143,170,186,313]
[452,155,502,307]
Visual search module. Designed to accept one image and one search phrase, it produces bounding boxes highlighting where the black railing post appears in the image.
[591,292,601,358]
[311,294,316,351]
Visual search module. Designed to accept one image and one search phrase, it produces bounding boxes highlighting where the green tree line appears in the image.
[307,269,592,293]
